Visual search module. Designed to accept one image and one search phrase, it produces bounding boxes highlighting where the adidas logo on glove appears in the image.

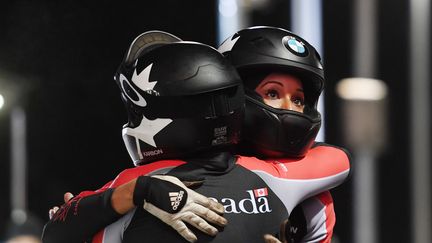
[169,191,185,210]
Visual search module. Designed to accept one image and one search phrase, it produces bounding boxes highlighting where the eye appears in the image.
[292,96,305,106]
[265,89,280,100]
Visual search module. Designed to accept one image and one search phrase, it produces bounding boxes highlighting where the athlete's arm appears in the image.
[286,191,335,243]
[42,188,122,243]
[42,174,227,243]
[263,192,335,243]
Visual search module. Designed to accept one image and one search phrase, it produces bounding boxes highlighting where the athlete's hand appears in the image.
[263,219,291,243]
[264,234,282,243]
[48,192,74,219]
[133,175,227,242]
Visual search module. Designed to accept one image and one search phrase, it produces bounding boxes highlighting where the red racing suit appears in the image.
[42,144,350,243]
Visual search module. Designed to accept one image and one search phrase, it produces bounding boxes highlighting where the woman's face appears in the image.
[254,72,305,113]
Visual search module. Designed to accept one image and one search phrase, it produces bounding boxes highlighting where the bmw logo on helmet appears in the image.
[283,36,309,57]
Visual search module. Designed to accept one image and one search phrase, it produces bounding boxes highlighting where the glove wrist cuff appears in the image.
[133,176,151,206]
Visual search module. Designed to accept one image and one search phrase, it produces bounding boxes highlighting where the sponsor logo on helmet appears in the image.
[142,149,164,157]
[283,36,309,57]
[119,73,148,107]
[212,126,228,145]
[119,63,158,107]
[210,188,272,214]
[169,190,185,211]
[212,136,228,145]
[214,126,227,137]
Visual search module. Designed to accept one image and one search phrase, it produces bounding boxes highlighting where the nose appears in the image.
[280,96,294,110]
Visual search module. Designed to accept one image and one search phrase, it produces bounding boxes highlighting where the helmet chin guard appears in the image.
[219,26,324,157]
[243,95,320,158]
[115,31,244,165]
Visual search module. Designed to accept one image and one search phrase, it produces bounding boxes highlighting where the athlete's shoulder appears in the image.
[262,143,351,180]
[306,142,352,179]
[235,155,294,179]
[312,142,352,162]
[109,160,187,188]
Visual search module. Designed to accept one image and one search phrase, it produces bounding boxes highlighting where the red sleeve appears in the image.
[236,145,350,180]
[108,160,186,188]
[73,180,114,198]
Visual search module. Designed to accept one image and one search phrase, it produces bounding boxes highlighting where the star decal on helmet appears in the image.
[132,63,158,92]
[125,115,173,147]
[218,36,240,53]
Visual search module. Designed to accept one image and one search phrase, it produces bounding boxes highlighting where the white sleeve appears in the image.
[300,192,335,243]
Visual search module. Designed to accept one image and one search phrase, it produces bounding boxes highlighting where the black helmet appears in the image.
[115,31,244,166]
[218,26,324,158]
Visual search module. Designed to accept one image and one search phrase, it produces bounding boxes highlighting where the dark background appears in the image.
[0,1,429,242]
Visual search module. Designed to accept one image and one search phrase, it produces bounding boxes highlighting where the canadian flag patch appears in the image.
[253,187,268,197]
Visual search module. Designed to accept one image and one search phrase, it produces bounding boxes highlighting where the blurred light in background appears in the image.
[291,0,323,54]
[349,0,380,240]
[217,0,276,45]
[338,77,388,243]
[410,0,431,242]
[336,78,388,101]
[0,94,4,110]
[291,0,325,142]
[337,78,388,151]
[11,209,27,225]
[217,0,246,45]
[218,0,238,17]
[10,107,28,225]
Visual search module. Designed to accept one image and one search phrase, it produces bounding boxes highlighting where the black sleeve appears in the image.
[286,204,307,242]
[41,188,122,243]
